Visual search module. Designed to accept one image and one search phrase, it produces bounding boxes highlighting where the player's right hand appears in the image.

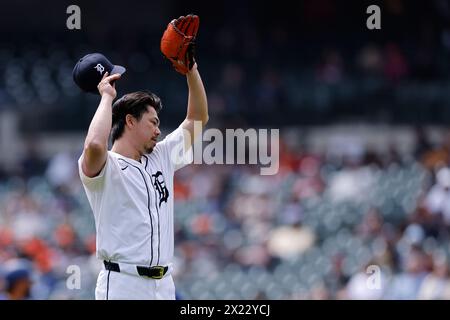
[97,72,121,99]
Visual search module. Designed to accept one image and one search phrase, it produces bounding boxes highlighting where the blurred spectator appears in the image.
[254,67,286,115]
[384,246,429,299]
[45,152,77,189]
[383,43,409,83]
[316,49,344,85]
[0,259,33,300]
[355,208,384,241]
[344,262,386,300]
[424,167,450,224]
[267,220,315,259]
[417,252,450,299]
[356,44,384,76]
[20,140,47,179]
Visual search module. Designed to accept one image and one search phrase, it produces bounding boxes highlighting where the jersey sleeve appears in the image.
[158,126,193,172]
[78,152,111,190]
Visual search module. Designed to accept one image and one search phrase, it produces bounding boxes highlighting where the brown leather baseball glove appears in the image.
[160,14,200,75]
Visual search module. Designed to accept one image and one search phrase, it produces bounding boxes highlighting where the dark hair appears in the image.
[111,91,162,143]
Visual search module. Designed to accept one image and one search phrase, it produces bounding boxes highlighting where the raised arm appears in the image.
[181,63,209,150]
[81,72,121,177]
[160,14,208,151]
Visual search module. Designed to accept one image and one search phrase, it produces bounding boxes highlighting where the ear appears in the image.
[125,114,135,128]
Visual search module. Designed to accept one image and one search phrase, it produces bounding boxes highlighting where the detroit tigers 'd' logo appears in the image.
[152,171,169,207]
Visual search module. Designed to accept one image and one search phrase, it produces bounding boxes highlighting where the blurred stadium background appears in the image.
[2,0,450,299]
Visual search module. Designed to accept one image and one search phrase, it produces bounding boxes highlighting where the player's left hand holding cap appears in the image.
[72,53,126,94]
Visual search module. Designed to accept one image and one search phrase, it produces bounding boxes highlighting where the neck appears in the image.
[112,137,142,162]
[8,288,26,300]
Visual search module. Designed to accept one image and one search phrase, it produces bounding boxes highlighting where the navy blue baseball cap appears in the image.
[1,259,32,288]
[73,53,126,94]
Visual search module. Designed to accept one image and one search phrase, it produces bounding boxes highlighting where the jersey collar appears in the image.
[110,151,144,166]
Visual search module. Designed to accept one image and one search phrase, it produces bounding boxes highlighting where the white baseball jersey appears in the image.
[78,126,190,269]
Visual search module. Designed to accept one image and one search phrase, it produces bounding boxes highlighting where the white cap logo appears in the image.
[94,64,105,74]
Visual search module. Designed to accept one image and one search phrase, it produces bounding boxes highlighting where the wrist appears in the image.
[101,92,115,100]
[187,63,198,75]
[101,93,115,101]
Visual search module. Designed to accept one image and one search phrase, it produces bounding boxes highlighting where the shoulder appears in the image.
[160,127,185,148]
[104,151,123,170]
[145,126,191,172]
[78,151,119,189]
[144,127,183,159]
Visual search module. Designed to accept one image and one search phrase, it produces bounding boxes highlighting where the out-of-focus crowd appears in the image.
[2,127,450,299]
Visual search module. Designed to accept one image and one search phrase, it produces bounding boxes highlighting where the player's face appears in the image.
[135,106,161,154]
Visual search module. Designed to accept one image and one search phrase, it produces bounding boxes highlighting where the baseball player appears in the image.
[77,14,207,299]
